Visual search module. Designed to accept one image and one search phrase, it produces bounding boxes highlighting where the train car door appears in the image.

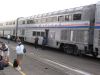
[45,29,49,44]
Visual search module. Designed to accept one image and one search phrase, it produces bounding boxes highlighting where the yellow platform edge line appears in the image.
[8,62,26,75]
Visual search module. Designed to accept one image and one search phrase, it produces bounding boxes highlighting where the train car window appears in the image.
[33,31,36,36]
[49,31,55,39]
[37,19,41,23]
[34,19,38,23]
[18,21,21,25]
[58,16,65,22]
[27,20,29,24]
[6,22,7,25]
[13,30,15,35]
[46,18,49,22]
[47,17,52,22]
[6,22,9,25]
[27,20,34,24]
[65,15,69,21]
[73,13,81,20]
[22,29,25,35]
[9,22,12,25]
[41,32,45,37]
[37,32,40,36]
[22,21,25,24]
[13,22,15,24]
[30,20,34,24]
[52,16,58,22]
[32,19,35,24]
[41,18,46,23]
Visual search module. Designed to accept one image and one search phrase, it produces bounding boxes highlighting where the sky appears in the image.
[0,0,99,22]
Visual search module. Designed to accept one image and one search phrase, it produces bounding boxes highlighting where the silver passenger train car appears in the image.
[0,2,100,57]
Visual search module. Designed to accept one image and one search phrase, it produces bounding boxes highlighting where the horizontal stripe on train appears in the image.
[18,26,99,28]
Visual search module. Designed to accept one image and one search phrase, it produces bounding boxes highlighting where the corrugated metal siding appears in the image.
[73,30,84,43]
[61,30,71,41]
[98,30,100,46]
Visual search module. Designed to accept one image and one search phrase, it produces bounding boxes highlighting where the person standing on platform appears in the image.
[42,36,47,49]
[34,36,39,49]
[7,34,10,44]
[16,41,24,70]
[0,42,10,66]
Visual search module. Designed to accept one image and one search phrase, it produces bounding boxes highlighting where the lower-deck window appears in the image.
[33,31,36,36]
[41,32,45,37]
[37,32,40,36]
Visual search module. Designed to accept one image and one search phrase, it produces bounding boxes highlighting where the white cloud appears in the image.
[0,0,99,22]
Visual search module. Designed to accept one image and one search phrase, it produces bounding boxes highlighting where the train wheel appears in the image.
[63,45,73,54]
[59,44,64,51]
[73,49,78,56]
[77,50,82,56]
[63,45,69,54]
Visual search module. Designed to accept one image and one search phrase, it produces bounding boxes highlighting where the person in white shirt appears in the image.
[7,34,10,44]
[16,42,24,70]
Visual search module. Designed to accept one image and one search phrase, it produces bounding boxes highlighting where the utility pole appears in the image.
[15,17,24,41]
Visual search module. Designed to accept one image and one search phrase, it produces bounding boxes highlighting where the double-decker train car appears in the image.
[0,2,100,57]
[94,2,100,57]
[0,20,16,39]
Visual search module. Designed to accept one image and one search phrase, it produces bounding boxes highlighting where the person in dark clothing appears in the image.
[34,37,39,49]
[42,36,47,49]
[0,42,10,67]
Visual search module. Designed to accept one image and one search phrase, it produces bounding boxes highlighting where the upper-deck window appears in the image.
[41,18,46,23]
[73,13,81,20]
[30,20,34,24]
[37,19,41,23]
[52,16,58,22]
[65,15,69,21]
[47,17,52,22]
[22,21,25,24]
[58,16,65,22]
[34,19,38,23]
[13,22,15,24]
[27,20,34,24]
[27,20,30,24]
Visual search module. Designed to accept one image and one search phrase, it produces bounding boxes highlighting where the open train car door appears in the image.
[45,29,49,45]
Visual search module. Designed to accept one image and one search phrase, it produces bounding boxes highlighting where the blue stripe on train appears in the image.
[19,26,100,29]
[94,26,100,29]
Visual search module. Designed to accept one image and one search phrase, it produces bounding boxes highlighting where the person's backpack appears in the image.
[0,61,4,70]
[13,59,18,68]
[3,48,8,51]
[18,43,26,53]
[23,48,26,53]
